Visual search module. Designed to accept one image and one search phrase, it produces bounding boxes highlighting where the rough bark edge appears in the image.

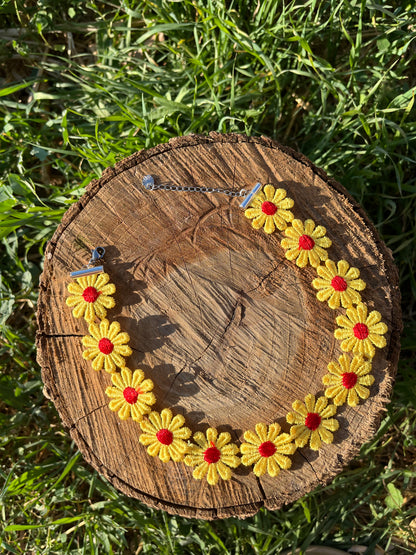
[36,132,402,519]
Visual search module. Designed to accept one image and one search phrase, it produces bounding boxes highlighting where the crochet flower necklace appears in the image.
[66,181,388,486]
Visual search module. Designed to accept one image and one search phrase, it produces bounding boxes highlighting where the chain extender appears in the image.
[142,175,261,210]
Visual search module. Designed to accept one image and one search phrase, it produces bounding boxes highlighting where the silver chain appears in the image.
[142,175,247,198]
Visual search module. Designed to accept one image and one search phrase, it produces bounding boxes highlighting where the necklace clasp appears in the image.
[70,247,105,278]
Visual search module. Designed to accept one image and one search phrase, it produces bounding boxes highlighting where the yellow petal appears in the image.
[309,430,322,450]
[217,461,232,480]
[159,445,171,463]
[240,449,260,465]
[243,430,261,445]
[244,207,262,220]
[173,427,192,440]
[106,386,123,400]
[99,319,110,337]
[340,336,357,352]
[284,246,300,261]
[304,394,316,413]
[149,411,162,429]
[317,427,333,445]
[139,378,154,393]
[308,249,320,268]
[292,427,310,448]
[207,463,219,485]
[67,282,84,295]
[346,388,359,407]
[169,413,186,431]
[112,332,130,346]
[296,249,309,267]
[216,431,231,449]
[103,355,116,373]
[108,398,124,411]
[131,369,144,388]
[92,353,106,371]
[312,278,331,290]
[325,259,338,276]
[292,399,308,417]
[320,404,337,419]
[267,423,281,442]
[192,462,209,480]
[333,389,348,406]
[311,224,326,238]
[356,303,368,322]
[254,423,268,442]
[206,428,219,445]
[147,442,161,458]
[86,303,99,322]
[272,188,286,204]
[358,374,374,386]
[321,418,339,432]
[314,396,328,414]
[355,384,371,399]
[253,457,267,477]
[274,453,292,470]
[263,216,275,234]
[304,219,315,235]
[82,335,97,348]
[160,408,173,428]
[251,213,267,229]
[118,403,131,420]
[193,431,208,449]
[263,184,275,201]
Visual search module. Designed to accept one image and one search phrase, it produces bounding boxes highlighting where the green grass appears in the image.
[1,0,416,553]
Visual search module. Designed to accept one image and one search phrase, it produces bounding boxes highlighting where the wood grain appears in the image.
[36,133,401,519]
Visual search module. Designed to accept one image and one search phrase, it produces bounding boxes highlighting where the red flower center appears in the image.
[261,201,278,216]
[331,275,348,292]
[258,441,277,458]
[98,337,114,354]
[298,234,315,250]
[204,443,221,464]
[123,387,138,404]
[353,323,369,339]
[342,372,358,389]
[156,429,173,445]
[82,286,100,303]
[305,412,321,431]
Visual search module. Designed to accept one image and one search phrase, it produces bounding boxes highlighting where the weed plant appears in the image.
[0,0,415,553]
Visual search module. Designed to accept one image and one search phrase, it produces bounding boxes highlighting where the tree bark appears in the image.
[37,133,401,519]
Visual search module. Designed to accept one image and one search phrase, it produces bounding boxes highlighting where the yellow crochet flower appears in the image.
[244,184,294,234]
[281,219,332,268]
[323,354,374,407]
[139,408,191,462]
[184,427,240,485]
[105,368,156,421]
[312,259,366,309]
[286,394,339,451]
[82,318,132,372]
[66,273,116,323]
[240,423,296,477]
[334,302,388,359]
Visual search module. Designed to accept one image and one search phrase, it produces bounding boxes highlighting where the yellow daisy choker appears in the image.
[66,181,388,486]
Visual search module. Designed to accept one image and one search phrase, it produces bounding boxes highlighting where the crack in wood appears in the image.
[297,449,320,482]
[71,403,108,427]
[161,296,245,402]
[255,475,267,500]
[246,260,285,293]
[37,332,84,338]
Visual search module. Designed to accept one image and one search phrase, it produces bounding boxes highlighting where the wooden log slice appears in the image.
[36,133,401,519]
